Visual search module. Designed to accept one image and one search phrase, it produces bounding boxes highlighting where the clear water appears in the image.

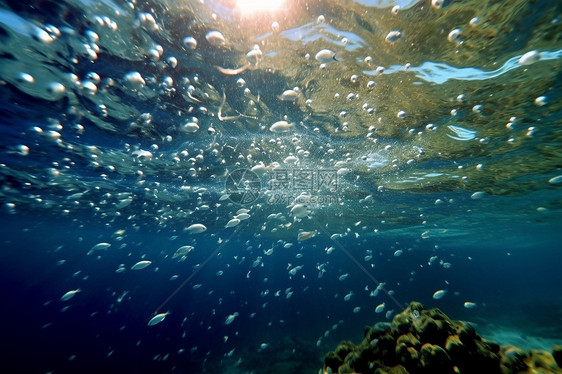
[1,0,561,373]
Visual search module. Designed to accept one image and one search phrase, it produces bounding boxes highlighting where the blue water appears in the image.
[2,211,561,373]
[1,0,562,373]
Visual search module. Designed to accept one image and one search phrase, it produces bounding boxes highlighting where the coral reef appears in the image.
[322,302,562,374]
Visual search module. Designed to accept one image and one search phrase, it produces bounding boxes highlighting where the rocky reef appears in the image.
[322,302,562,374]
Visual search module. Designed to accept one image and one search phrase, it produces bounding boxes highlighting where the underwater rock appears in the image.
[395,335,419,368]
[322,302,562,374]
[419,343,451,371]
[324,351,344,370]
[554,346,562,368]
[529,350,560,372]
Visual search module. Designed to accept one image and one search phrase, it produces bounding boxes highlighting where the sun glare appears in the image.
[235,0,286,14]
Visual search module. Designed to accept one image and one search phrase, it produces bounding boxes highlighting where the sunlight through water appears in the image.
[235,0,286,14]
[0,0,561,373]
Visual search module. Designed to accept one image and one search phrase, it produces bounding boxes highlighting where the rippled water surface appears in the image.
[1,0,561,373]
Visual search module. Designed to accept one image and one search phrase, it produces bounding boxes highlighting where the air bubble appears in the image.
[85,30,99,43]
[385,30,401,43]
[15,145,29,156]
[472,104,483,113]
[431,0,444,9]
[47,82,66,100]
[469,17,480,26]
[17,73,34,84]
[534,96,547,106]
[447,28,462,43]
[183,36,197,50]
[85,72,101,84]
[167,57,178,68]
[148,48,160,62]
[124,72,145,89]
[518,50,541,65]
[82,81,97,95]
[206,31,226,47]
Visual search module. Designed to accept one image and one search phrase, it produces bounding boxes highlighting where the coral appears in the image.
[322,302,562,374]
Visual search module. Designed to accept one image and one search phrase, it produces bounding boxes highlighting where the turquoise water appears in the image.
[0,0,561,373]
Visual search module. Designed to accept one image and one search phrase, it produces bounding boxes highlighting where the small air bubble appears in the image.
[385,30,401,43]
[472,104,483,113]
[183,36,197,50]
[534,96,547,106]
[469,17,480,26]
[431,0,444,10]
[447,28,462,43]
[167,57,178,68]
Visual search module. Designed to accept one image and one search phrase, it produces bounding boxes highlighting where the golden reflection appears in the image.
[235,0,285,14]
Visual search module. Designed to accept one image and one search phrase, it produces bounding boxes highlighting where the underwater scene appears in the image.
[1,0,562,373]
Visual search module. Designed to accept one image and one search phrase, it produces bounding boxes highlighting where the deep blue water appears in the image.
[1,211,561,373]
